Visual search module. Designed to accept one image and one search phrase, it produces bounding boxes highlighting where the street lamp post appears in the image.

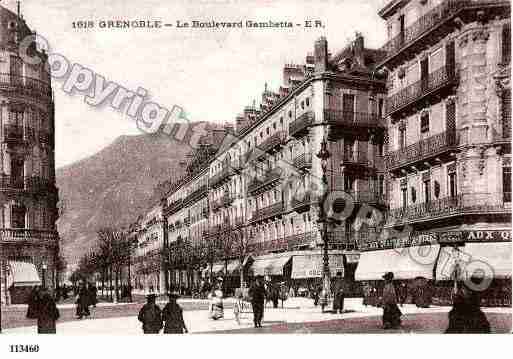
[316,136,331,312]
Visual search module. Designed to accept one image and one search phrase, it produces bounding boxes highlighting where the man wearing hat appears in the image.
[332,271,345,314]
[137,292,163,334]
[162,292,188,334]
[381,272,402,329]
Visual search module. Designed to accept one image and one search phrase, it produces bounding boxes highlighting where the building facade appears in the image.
[355,0,511,305]
[0,4,59,304]
[160,33,386,294]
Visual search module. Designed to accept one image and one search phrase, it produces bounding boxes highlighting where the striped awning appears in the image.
[251,255,292,276]
[8,261,41,287]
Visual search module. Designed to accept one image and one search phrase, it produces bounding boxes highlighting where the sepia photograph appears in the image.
[0,0,511,349]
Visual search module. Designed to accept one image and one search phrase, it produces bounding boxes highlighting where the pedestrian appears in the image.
[445,278,491,334]
[162,292,188,334]
[27,288,60,334]
[88,282,98,308]
[249,277,266,328]
[381,272,402,329]
[279,282,288,308]
[332,272,345,314]
[76,282,90,319]
[208,278,224,320]
[398,282,407,307]
[362,282,371,307]
[233,286,244,325]
[137,293,163,334]
[270,282,279,309]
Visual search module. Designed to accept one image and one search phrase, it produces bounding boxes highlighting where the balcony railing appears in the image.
[291,192,313,212]
[210,165,234,188]
[346,190,386,205]
[386,193,510,225]
[251,202,284,223]
[386,130,457,170]
[248,168,282,195]
[0,73,52,100]
[0,175,55,193]
[286,231,317,249]
[0,229,59,243]
[324,110,382,128]
[386,66,457,116]
[289,111,314,137]
[341,151,369,166]
[163,199,183,215]
[293,153,312,170]
[326,230,357,249]
[183,184,208,205]
[258,131,287,155]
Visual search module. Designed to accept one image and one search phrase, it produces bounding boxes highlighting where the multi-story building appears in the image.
[160,33,386,293]
[356,0,511,305]
[131,205,165,293]
[0,5,59,304]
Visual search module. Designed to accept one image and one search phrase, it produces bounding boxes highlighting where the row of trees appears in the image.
[71,228,134,302]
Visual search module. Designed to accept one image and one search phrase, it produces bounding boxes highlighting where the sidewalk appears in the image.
[4,297,511,334]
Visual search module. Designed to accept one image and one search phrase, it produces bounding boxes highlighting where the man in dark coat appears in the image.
[162,292,188,334]
[76,282,90,319]
[332,272,345,314]
[138,293,163,334]
[88,283,98,308]
[249,277,266,328]
[382,272,402,329]
[445,279,491,334]
[27,288,60,334]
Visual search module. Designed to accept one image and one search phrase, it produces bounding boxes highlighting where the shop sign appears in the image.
[291,254,344,279]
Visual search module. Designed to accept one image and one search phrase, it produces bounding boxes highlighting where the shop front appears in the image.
[7,261,42,304]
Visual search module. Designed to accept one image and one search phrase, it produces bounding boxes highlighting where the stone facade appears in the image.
[0,5,58,305]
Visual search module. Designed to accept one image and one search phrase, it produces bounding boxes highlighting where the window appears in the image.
[378,175,384,196]
[449,172,457,198]
[399,126,406,149]
[503,166,511,202]
[301,101,304,109]
[401,187,408,208]
[273,122,276,130]
[11,204,26,228]
[424,179,431,203]
[289,111,292,118]
[11,159,24,186]
[377,143,384,156]
[306,97,310,106]
[266,127,270,135]
[420,113,429,133]
[378,98,384,119]
[503,23,511,64]
[280,117,283,124]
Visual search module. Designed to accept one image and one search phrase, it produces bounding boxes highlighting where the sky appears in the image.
[3,0,388,168]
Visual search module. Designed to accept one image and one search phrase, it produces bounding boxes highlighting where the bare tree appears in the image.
[231,226,252,287]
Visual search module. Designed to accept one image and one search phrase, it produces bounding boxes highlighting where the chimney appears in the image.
[314,37,328,73]
[354,32,365,66]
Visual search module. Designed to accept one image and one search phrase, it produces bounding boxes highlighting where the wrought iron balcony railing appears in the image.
[291,192,313,212]
[210,165,235,188]
[324,110,383,128]
[289,111,314,137]
[386,130,458,171]
[345,190,386,205]
[286,231,318,250]
[251,201,284,223]
[293,153,312,170]
[183,184,208,205]
[257,131,287,155]
[385,193,510,225]
[163,199,183,215]
[386,66,457,116]
[0,229,59,243]
[326,230,357,250]
[0,175,56,193]
[341,151,369,166]
[248,168,282,195]
[0,73,52,100]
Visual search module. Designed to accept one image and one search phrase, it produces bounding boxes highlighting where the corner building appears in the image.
[0,5,59,304]
[162,34,386,294]
[355,0,511,306]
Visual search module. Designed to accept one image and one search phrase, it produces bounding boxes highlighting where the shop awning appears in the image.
[291,254,345,279]
[437,242,512,280]
[251,255,292,276]
[355,245,440,281]
[9,261,41,287]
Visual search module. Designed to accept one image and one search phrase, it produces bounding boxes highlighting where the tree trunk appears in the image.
[109,266,113,302]
[115,268,120,302]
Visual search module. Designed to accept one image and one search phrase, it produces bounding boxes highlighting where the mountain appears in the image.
[56,132,190,265]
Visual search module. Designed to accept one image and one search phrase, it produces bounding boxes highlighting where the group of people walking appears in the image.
[26,286,60,334]
[76,282,98,319]
[137,292,188,334]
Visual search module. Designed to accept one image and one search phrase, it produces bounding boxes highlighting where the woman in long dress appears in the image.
[381,272,402,329]
[208,279,224,320]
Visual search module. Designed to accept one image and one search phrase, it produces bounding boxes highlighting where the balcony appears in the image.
[291,192,313,213]
[324,110,383,129]
[0,175,56,194]
[326,230,357,250]
[286,231,317,250]
[0,229,59,244]
[386,130,458,173]
[0,73,52,100]
[386,66,457,117]
[39,130,52,145]
[385,193,511,226]
[346,191,386,206]
[248,168,282,195]
[257,131,287,157]
[378,0,507,68]
[163,199,183,216]
[289,111,314,138]
[340,151,370,167]
[210,166,234,188]
[293,153,312,170]
[250,202,284,223]
[183,184,208,205]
